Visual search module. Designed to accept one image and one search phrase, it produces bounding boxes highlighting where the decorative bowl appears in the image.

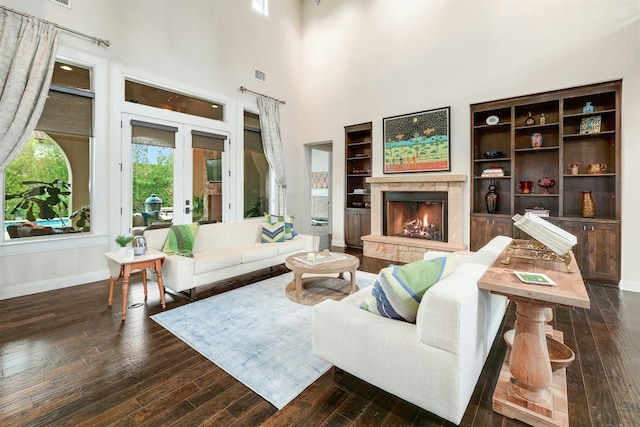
[537,176,556,194]
[483,151,504,159]
[503,329,575,372]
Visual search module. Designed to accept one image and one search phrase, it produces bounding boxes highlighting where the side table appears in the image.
[477,249,589,427]
[105,249,167,320]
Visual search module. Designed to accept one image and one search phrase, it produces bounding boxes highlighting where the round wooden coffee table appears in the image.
[284,252,360,305]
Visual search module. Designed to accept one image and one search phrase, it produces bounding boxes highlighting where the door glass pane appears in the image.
[131,124,175,230]
[244,112,269,218]
[192,131,225,223]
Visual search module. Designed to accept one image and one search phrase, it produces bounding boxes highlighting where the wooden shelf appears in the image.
[469,80,621,283]
[345,122,372,248]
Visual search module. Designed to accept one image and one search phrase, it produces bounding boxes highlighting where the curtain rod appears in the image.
[240,86,286,105]
[1,6,110,47]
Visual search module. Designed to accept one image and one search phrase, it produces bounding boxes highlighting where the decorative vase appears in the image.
[581,191,596,218]
[485,180,499,214]
[525,111,536,126]
[531,133,543,148]
[583,102,594,113]
[537,176,556,194]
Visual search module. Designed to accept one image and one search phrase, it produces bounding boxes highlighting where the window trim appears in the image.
[0,46,108,253]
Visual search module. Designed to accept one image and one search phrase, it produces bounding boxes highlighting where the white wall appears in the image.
[1,0,638,298]
[0,0,304,299]
[299,0,640,290]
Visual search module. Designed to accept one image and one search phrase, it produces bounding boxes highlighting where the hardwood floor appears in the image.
[1,247,639,426]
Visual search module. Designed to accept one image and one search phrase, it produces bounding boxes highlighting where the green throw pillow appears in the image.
[360,255,455,323]
[262,221,285,243]
[162,223,199,257]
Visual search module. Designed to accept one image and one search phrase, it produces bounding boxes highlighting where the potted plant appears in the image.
[4,179,70,227]
[115,234,133,255]
[70,204,90,232]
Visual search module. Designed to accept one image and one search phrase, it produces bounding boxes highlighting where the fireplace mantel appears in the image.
[364,174,467,262]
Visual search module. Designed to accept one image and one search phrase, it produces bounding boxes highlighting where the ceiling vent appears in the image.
[50,0,71,7]
[254,69,267,82]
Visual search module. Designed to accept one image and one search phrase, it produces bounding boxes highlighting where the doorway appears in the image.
[121,113,229,234]
[308,143,332,250]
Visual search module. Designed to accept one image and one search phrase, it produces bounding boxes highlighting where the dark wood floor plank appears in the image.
[0,247,637,427]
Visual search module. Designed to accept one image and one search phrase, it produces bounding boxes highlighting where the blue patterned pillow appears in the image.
[360,255,455,323]
[261,221,285,243]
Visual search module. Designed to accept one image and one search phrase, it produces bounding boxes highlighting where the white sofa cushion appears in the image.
[238,244,279,263]
[193,251,242,275]
[193,219,263,252]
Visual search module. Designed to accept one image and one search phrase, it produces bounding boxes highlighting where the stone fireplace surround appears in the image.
[363,175,467,262]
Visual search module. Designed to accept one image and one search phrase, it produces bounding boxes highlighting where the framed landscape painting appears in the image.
[383,107,450,173]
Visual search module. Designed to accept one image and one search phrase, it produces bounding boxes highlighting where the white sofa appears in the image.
[312,235,512,425]
[144,218,318,300]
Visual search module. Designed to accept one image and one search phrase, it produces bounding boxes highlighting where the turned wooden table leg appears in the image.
[154,259,166,309]
[509,300,553,404]
[108,277,115,307]
[142,268,148,300]
[121,264,132,321]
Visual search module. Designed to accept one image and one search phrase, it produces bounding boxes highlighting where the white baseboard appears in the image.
[332,238,346,248]
[619,279,640,293]
[0,269,110,300]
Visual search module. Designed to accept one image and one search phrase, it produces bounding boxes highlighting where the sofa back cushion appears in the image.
[193,219,263,253]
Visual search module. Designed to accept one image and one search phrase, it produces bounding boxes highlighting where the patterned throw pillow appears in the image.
[261,221,285,243]
[265,213,295,239]
[162,223,199,257]
[360,255,455,323]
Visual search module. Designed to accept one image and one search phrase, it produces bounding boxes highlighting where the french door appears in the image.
[121,113,228,233]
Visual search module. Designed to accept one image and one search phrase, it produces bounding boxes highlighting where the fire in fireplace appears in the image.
[383,191,448,242]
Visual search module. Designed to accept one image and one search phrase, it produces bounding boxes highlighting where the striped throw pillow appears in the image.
[360,255,455,323]
[265,213,295,240]
[261,221,285,243]
[162,223,199,258]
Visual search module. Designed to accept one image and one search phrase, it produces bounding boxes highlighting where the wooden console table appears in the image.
[477,249,589,427]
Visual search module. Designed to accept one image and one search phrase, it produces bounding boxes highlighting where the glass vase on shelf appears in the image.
[485,180,499,214]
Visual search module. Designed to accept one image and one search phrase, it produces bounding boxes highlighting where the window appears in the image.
[3,62,93,240]
[124,80,224,121]
[244,112,270,218]
[252,0,269,16]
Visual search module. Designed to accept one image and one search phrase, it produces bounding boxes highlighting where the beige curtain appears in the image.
[256,95,287,215]
[0,8,59,170]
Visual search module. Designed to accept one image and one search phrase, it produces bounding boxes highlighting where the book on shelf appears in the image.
[481,168,505,177]
[524,208,550,217]
[512,212,577,255]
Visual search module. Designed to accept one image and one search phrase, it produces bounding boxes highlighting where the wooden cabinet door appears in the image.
[359,209,371,239]
[470,215,512,251]
[556,220,587,273]
[345,208,369,247]
[585,222,620,282]
[554,220,619,283]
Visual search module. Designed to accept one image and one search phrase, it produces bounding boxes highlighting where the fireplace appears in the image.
[383,191,447,242]
[362,175,467,263]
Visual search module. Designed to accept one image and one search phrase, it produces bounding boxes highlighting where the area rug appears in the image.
[151,270,378,409]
